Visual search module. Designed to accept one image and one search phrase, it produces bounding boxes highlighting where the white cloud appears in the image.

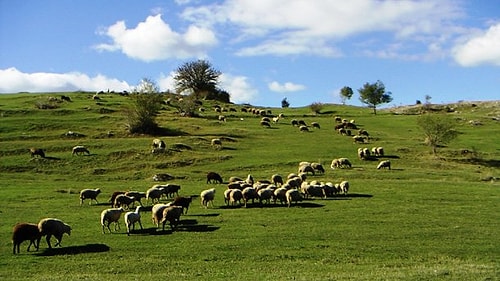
[268,81,306,93]
[0,68,131,93]
[182,0,462,58]
[157,72,177,92]
[219,74,258,104]
[452,23,500,67]
[95,14,217,62]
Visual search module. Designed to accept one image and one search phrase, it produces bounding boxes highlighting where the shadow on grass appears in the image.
[36,244,110,256]
[452,158,500,168]
[42,156,60,160]
[146,219,220,235]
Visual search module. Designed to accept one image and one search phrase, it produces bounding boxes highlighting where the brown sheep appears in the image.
[206,171,223,184]
[29,148,45,158]
[12,223,41,254]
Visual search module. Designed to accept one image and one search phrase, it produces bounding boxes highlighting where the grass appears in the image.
[0,93,499,280]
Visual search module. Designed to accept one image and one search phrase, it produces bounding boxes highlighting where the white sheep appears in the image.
[211,138,222,149]
[79,188,101,205]
[12,223,41,254]
[151,138,166,154]
[298,164,315,175]
[339,181,349,195]
[271,174,283,186]
[286,189,302,207]
[311,162,325,174]
[161,206,183,231]
[258,188,274,205]
[72,145,90,155]
[246,174,254,185]
[124,206,143,235]
[151,203,172,227]
[200,188,216,208]
[229,189,243,206]
[38,218,72,248]
[224,189,233,205]
[242,186,258,207]
[377,160,391,170]
[273,187,288,205]
[311,122,320,129]
[100,207,125,233]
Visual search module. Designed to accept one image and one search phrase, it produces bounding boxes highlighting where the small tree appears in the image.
[173,60,223,101]
[416,114,458,155]
[281,97,290,108]
[310,102,324,114]
[125,78,164,134]
[339,86,353,105]
[358,80,393,114]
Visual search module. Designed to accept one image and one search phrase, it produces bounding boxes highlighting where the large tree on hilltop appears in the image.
[173,60,223,101]
[358,80,393,114]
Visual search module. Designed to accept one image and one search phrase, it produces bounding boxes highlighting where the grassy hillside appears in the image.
[0,92,499,280]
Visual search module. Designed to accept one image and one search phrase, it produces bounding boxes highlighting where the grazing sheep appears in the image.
[242,187,258,207]
[109,191,126,206]
[260,120,271,128]
[29,148,45,158]
[261,117,271,123]
[38,218,71,248]
[114,194,136,209]
[258,188,274,205]
[291,119,299,126]
[72,145,90,155]
[302,184,326,199]
[224,189,232,205]
[273,187,288,204]
[163,184,181,198]
[124,206,143,235]
[79,188,101,205]
[334,116,342,122]
[218,115,226,122]
[286,189,302,207]
[151,138,166,153]
[359,129,369,138]
[100,208,125,233]
[229,189,243,206]
[330,158,352,169]
[338,128,347,135]
[206,171,223,184]
[373,146,384,157]
[311,122,320,129]
[298,164,315,175]
[339,181,349,195]
[377,160,391,170]
[200,188,216,208]
[161,206,184,231]
[299,125,309,132]
[311,163,325,174]
[152,173,174,181]
[146,186,165,204]
[271,174,284,186]
[272,116,280,123]
[12,223,41,254]
[352,135,366,143]
[246,174,254,185]
[151,203,171,227]
[124,191,146,206]
[211,138,222,149]
[171,196,193,214]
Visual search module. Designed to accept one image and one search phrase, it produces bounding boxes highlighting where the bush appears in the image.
[310,102,324,114]
[125,93,164,135]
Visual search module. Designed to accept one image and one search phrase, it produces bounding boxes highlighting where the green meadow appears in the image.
[0,93,498,280]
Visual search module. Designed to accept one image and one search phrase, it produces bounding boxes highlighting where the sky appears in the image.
[1,0,499,108]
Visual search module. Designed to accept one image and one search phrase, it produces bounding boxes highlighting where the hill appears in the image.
[0,92,499,280]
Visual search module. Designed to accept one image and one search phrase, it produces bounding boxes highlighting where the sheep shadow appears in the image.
[36,243,110,256]
[42,156,61,160]
[221,147,237,151]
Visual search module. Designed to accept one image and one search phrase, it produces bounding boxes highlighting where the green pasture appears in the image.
[0,93,498,280]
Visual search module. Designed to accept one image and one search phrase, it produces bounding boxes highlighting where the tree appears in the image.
[358,80,393,114]
[281,97,290,108]
[416,114,458,155]
[173,60,223,101]
[125,78,164,134]
[310,102,324,114]
[339,86,353,105]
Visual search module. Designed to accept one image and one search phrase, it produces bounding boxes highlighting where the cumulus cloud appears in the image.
[0,68,131,93]
[219,74,258,104]
[452,23,500,67]
[268,81,306,93]
[182,0,462,58]
[95,14,217,61]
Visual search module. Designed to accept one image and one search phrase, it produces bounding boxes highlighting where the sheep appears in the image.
[286,189,302,207]
[291,119,299,126]
[298,120,307,126]
[338,128,347,135]
[146,185,165,204]
[377,160,391,170]
[224,189,232,206]
[357,148,365,159]
[229,189,243,206]
[151,138,166,153]
[352,135,366,143]
[359,129,370,138]
[163,184,181,198]
[211,138,222,149]
[260,120,271,128]
[242,187,258,207]
[311,122,320,129]
[258,188,274,205]
[29,148,45,158]
[271,174,283,186]
[72,145,90,155]
[218,115,226,122]
[124,191,146,206]
[227,182,243,190]
[114,194,136,209]
[374,146,384,157]
[151,203,171,227]
[339,181,349,195]
[100,208,125,233]
[246,174,254,185]
[272,116,280,123]
[330,158,351,169]
[79,188,101,205]
[12,223,41,254]
[200,188,216,208]
[334,116,342,122]
[323,182,339,197]
[311,163,325,174]
[38,218,71,248]
[273,187,288,204]
[124,206,143,235]
[206,171,223,184]
[298,164,315,175]
[302,184,326,199]
[161,206,184,231]
[261,117,271,123]
[109,191,126,206]
[229,176,243,183]
[171,196,193,214]
[299,125,309,132]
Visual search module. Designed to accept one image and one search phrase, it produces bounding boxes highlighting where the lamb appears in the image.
[29,148,45,158]
[114,194,136,209]
[377,160,391,170]
[161,206,184,231]
[339,181,350,195]
[200,188,216,208]
[206,171,223,184]
[211,138,222,149]
[124,206,143,235]
[79,188,101,205]
[286,189,302,207]
[38,218,71,248]
[72,145,90,155]
[171,196,193,214]
[100,208,125,233]
[146,185,165,204]
[12,223,41,254]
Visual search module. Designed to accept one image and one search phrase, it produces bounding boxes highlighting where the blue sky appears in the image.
[1,0,499,107]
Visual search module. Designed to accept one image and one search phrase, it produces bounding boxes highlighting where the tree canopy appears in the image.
[339,86,353,105]
[174,60,228,102]
[417,114,458,155]
[358,80,393,114]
